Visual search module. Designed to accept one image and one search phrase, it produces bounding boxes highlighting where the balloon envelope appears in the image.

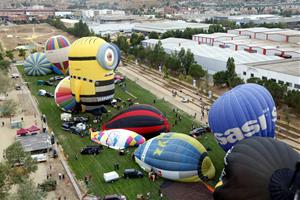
[214,137,300,200]
[90,129,145,150]
[24,52,52,76]
[102,104,170,137]
[134,132,215,182]
[208,83,277,151]
[45,35,71,75]
[54,76,77,112]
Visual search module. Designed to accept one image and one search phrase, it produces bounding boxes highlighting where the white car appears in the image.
[103,171,120,183]
[76,123,86,131]
[181,97,189,103]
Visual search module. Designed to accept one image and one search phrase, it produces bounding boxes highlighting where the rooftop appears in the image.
[134,20,210,33]
[230,27,282,33]
[143,38,282,64]
[265,30,300,36]
[193,32,238,38]
[217,38,300,53]
[17,133,52,152]
[246,58,300,77]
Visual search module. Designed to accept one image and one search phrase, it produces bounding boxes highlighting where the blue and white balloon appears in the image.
[208,83,277,152]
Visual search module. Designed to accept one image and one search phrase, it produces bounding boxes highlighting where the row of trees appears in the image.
[247,77,300,112]
[48,19,92,38]
[148,24,225,40]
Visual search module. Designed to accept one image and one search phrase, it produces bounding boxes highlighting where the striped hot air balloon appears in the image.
[45,35,71,75]
[54,76,77,112]
[90,129,145,150]
[23,52,53,76]
[134,132,216,182]
[102,104,170,138]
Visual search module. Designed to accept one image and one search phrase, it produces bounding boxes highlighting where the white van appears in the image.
[103,171,119,183]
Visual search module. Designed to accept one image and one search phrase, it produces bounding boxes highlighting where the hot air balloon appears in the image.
[45,35,71,75]
[102,104,170,138]
[208,83,277,152]
[90,129,145,150]
[24,52,53,76]
[214,137,300,200]
[134,132,215,182]
[54,76,77,112]
[68,37,120,112]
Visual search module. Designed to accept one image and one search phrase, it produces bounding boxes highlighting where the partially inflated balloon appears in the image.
[208,83,277,151]
[214,137,300,200]
[54,76,76,112]
[24,52,52,76]
[102,104,170,138]
[90,129,145,150]
[45,35,71,75]
[134,132,215,182]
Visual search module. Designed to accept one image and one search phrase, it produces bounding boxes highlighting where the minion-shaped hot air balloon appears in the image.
[68,37,120,112]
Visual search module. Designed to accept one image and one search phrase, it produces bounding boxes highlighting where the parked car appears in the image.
[189,127,206,137]
[44,81,53,86]
[61,122,75,131]
[45,92,54,98]
[54,76,64,81]
[103,194,126,200]
[73,116,89,123]
[70,126,81,135]
[103,171,120,183]
[123,169,143,179]
[80,145,101,155]
[181,97,189,103]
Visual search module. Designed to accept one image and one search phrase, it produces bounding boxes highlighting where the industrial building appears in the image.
[142,37,300,90]
[142,38,282,73]
[237,59,300,91]
[192,28,300,58]
[133,20,210,33]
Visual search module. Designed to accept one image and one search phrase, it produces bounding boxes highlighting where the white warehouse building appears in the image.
[237,59,300,91]
[142,38,300,90]
[141,38,282,74]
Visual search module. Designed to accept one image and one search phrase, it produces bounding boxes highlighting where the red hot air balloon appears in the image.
[102,104,170,138]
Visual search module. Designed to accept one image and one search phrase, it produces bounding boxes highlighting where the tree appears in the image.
[189,63,206,79]
[213,71,227,86]
[30,49,37,54]
[0,163,10,200]
[5,50,14,60]
[0,60,11,72]
[10,179,45,200]
[18,49,26,59]
[68,20,91,37]
[182,49,194,75]
[148,41,165,67]
[165,53,181,73]
[0,74,11,95]
[226,57,237,88]
[148,31,159,39]
[130,33,144,46]
[0,52,3,60]
[114,36,129,54]
[4,142,37,184]
[0,99,17,119]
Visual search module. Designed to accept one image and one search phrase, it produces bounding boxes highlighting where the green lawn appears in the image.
[17,66,225,199]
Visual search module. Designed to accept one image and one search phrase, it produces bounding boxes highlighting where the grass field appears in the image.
[17,66,225,199]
